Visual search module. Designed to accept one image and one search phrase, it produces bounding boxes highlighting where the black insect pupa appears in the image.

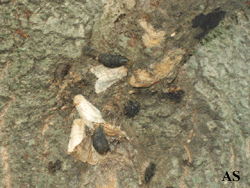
[54,62,71,82]
[144,162,156,184]
[82,46,98,59]
[98,53,129,68]
[93,125,109,155]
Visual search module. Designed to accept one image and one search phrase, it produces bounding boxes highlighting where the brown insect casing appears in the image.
[54,62,71,82]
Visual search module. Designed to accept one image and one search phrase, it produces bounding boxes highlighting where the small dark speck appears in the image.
[166,90,184,103]
[82,46,98,59]
[144,162,156,184]
[124,100,140,118]
[114,13,126,23]
[48,160,62,174]
[74,78,89,87]
[160,88,185,103]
